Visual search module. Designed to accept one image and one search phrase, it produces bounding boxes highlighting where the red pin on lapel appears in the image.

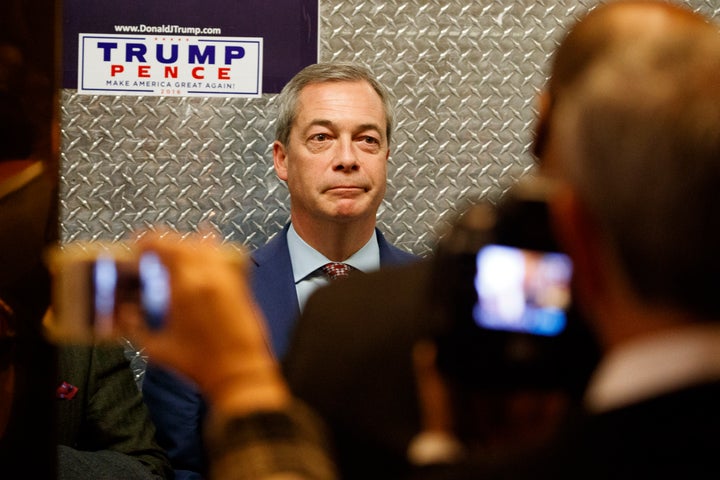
[56,381,78,400]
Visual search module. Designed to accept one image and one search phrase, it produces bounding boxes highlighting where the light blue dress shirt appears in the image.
[286,223,380,312]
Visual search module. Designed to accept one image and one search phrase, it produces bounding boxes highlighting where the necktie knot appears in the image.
[321,262,353,281]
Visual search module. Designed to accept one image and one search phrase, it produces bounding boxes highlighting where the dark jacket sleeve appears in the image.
[143,363,209,479]
[56,344,173,479]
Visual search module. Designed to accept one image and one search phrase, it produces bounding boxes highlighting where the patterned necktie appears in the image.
[321,262,353,281]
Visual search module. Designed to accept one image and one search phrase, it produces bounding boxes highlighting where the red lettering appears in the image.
[109,65,234,81]
[164,66,178,79]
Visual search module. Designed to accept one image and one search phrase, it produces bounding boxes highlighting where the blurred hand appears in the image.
[124,231,290,414]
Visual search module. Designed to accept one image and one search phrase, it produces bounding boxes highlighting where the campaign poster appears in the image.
[63,0,318,97]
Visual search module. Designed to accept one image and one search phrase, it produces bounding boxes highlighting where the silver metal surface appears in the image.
[60,0,720,257]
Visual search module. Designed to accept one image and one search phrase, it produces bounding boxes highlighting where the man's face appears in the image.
[273,80,389,225]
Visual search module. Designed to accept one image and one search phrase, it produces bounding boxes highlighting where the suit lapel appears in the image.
[250,225,300,357]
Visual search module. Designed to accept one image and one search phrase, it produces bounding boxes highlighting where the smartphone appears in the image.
[46,244,170,343]
[92,251,170,332]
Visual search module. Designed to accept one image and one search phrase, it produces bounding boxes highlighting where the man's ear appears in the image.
[532,91,552,160]
[549,186,606,311]
[272,141,289,181]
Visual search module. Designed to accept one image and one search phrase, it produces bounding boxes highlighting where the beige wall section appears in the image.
[58,0,720,257]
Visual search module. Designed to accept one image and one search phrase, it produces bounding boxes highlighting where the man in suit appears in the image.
[142,62,418,479]
[251,62,418,359]
[133,1,720,479]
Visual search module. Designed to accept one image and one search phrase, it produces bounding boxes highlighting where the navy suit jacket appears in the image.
[143,224,419,479]
[251,224,419,358]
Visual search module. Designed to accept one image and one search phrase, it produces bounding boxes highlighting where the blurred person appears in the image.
[52,340,174,480]
[142,62,418,479]
[0,162,173,479]
[0,18,63,476]
[0,25,172,479]
[414,0,720,477]
[284,258,437,479]
[129,1,720,479]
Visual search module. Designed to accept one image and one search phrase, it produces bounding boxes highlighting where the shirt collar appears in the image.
[286,223,380,283]
[584,322,720,413]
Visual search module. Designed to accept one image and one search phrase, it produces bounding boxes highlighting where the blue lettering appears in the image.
[97,42,118,61]
[156,44,179,64]
[188,45,215,65]
[95,41,251,65]
[224,46,245,64]
[126,43,148,62]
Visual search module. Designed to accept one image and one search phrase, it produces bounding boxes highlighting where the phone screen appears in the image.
[138,252,170,329]
[91,252,169,333]
[473,244,573,336]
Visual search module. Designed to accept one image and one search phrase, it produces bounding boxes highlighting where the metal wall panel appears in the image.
[59,0,720,257]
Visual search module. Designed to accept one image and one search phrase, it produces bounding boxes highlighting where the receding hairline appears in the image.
[274,63,394,146]
[295,78,388,136]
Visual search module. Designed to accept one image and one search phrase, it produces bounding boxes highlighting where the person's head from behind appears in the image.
[537,1,720,340]
[415,1,720,456]
[272,62,393,229]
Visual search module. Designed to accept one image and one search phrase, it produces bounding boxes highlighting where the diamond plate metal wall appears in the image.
[59,0,720,257]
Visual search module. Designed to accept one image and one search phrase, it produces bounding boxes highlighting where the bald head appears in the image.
[541,0,720,319]
[548,1,715,100]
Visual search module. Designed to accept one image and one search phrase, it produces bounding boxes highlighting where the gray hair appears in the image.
[274,62,394,147]
[551,3,720,317]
